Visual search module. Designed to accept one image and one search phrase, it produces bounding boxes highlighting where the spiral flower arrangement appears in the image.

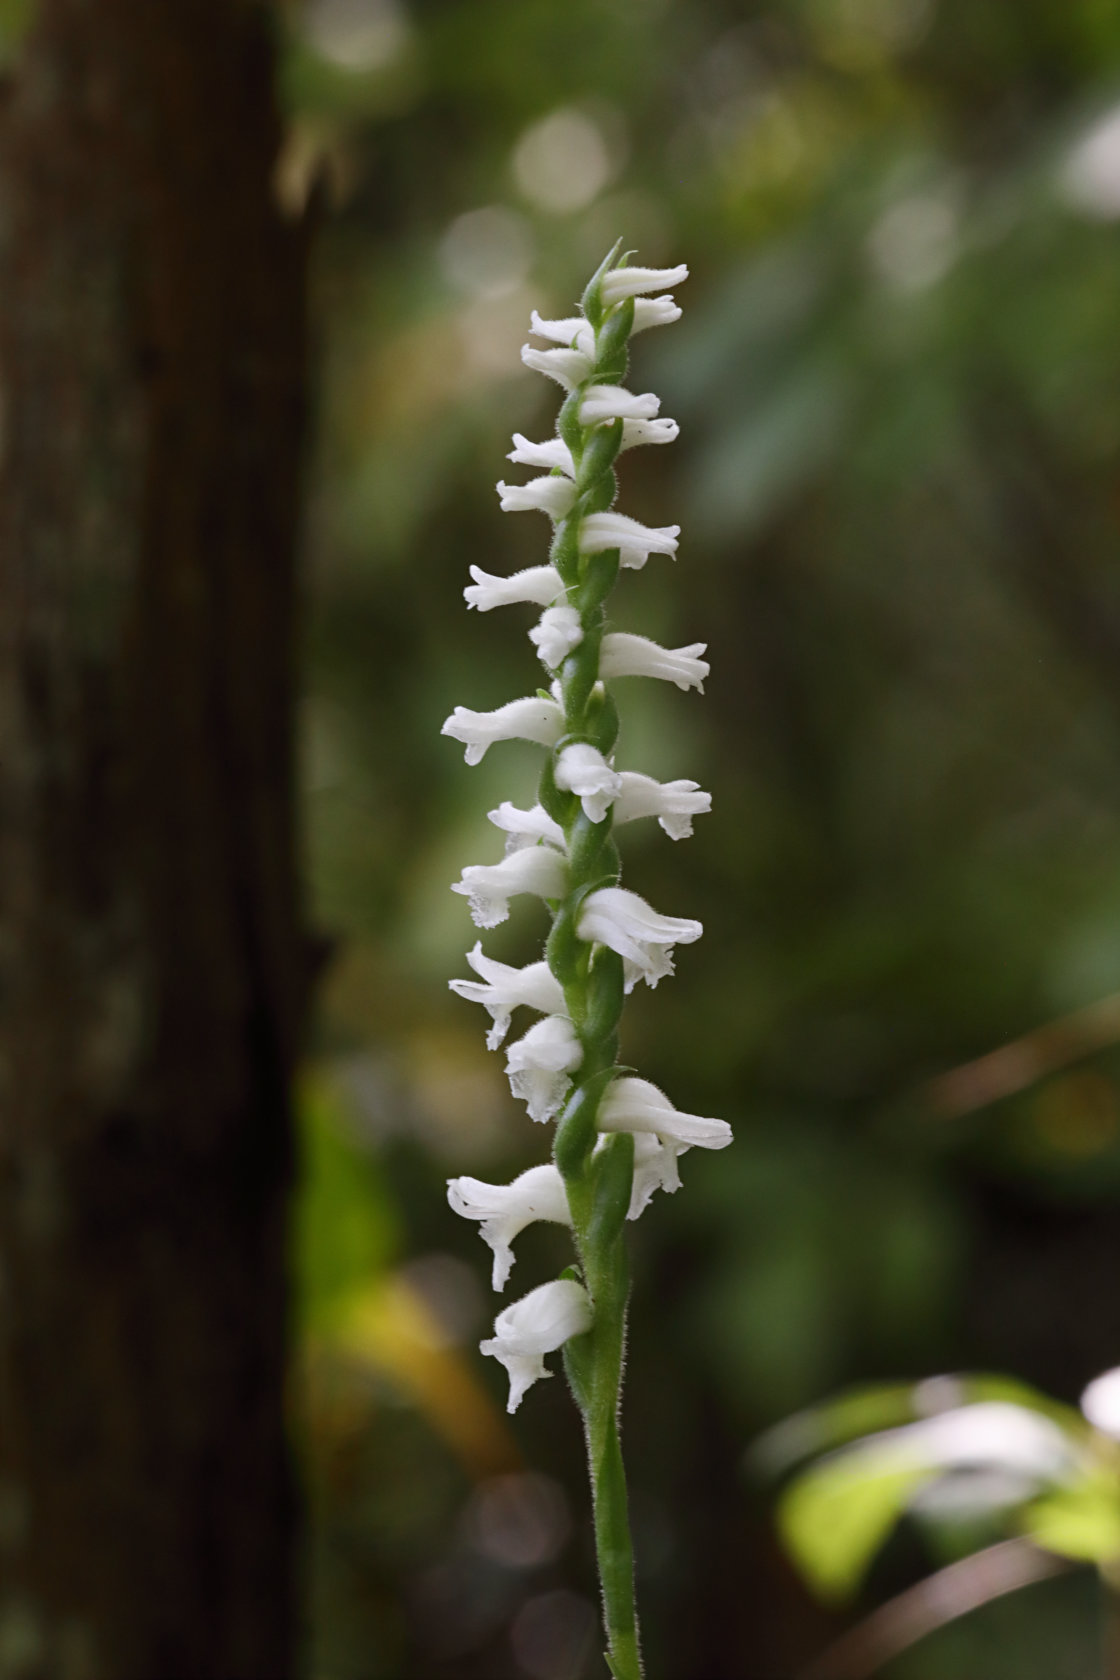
[441,246,731,1679]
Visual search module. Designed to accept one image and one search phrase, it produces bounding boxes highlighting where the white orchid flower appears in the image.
[520,343,594,389]
[441,695,564,764]
[529,310,595,356]
[488,801,567,854]
[505,1014,583,1122]
[579,384,661,426]
[507,433,576,476]
[579,511,680,570]
[481,1278,593,1413]
[631,295,683,332]
[529,605,584,669]
[620,416,680,451]
[464,564,565,612]
[600,632,709,693]
[577,886,702,989]
[452,845,567,930]
[599,263,689,305]
[448,1163,573,1290]
[599,1076,732,1154]
[554,742,622,824]
[496,476,578,519]
[449,941,566,1050]
[613,772,712,840]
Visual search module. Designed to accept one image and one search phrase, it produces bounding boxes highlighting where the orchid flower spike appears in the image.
[440,245,726,1678]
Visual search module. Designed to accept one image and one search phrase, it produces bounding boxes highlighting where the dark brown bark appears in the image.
[0,3,309,1675]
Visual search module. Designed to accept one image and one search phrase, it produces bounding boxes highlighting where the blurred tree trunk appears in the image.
[0,3,308,1676]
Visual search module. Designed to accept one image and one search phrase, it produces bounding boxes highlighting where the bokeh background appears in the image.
[286,2,1120,1674]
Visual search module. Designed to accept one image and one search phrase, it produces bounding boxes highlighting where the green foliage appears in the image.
[294,1075,400,1334]
[778,1452,930,1602]
[1025,1469,1120,1565]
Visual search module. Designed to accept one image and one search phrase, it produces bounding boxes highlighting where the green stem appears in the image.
[544,279,643,1679]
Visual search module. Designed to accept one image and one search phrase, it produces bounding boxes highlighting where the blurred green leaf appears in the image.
[778,1451,930,1602]
[1024,1470,1120,1564]
[294,1071,400,1334]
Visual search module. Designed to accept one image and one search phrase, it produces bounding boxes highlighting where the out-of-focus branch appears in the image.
[797,1539,1073,1680]
[925,992,1120,1119]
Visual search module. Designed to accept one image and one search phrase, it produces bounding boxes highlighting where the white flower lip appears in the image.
[497,476,578,519]
[577,886,702,989]
[600,632,709,693]
[521,343,594,390]
[613,771,712,840]
[508,433,576,477]
[599,1076,732,1153]
[579,384,661,427]
[441,695,564,764]
[554,742,622,824]
[505,1014,583,1122]
[529,605,584,670]
[452,846,567,930]
[481,1277,594,1413]
[579,512,680,571]
[464,564,565,613]
[448,1163,572,1290]
[600,263,689,306]
[450,941,566,1049]
[488,801,567,854]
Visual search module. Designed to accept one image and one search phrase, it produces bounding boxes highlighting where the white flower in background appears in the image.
[505,1014,583,1122]
[620,416,680,451]
[599,1076,733,1153]
[521,343,594,388]
[554,742,622,823]
[442,695,564,764]
[448,1163,573,1290]
[481,1278,594,1413]
[577,886,702,988]
[497,476,578,519]
[464,563,565,612]
[599,263,689,305]
[579,384,661,426]
[529,310,595,356]
[450,941,566,1049]
[1081,1367,1120,1439]
[579,511,680,570]
[601,632,709,692]
[613,771,712,840]
[846,1402,1078,1514]
[452,845,567,929]
[508,433,576,476]
[530,605,584,668]
[488,801,567,853]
